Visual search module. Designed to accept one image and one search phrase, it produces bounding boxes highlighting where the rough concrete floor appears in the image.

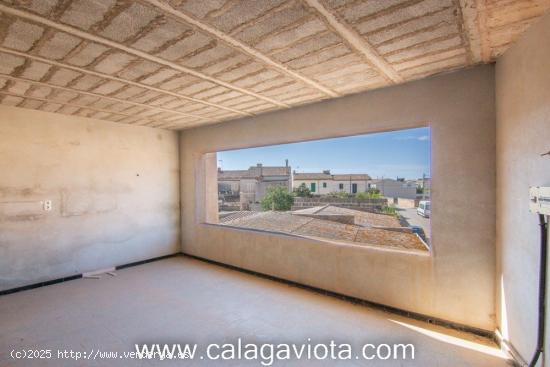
[0,257,510,366]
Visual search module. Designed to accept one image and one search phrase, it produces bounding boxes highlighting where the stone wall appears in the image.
[292,197,387,212]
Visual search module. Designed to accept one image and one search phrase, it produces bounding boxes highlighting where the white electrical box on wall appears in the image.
[43,200,52,211]
[530,187,550,215]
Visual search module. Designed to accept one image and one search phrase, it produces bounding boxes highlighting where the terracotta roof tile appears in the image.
[220,210,427,251]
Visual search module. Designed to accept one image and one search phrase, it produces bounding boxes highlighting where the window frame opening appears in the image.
[202,127,432,255]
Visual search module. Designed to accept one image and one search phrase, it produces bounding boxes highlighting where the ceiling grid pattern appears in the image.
[0,0,547,129]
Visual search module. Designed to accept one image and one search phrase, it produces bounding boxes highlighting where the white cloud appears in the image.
[394,135,430,141]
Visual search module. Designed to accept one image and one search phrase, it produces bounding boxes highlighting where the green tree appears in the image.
[261,186,294,211]
[339,191,350,199]
[328,190,351,199]
[381,205,398,216]
[356,189,381,199]
[293,183,312,197]
[355,191,370,200]
[368,188,381,198]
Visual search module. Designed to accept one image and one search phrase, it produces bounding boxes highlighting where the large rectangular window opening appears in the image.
[211,127,431,252]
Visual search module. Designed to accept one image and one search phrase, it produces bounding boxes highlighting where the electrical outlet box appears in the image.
[530,187,550,215]
[43,200,52,211]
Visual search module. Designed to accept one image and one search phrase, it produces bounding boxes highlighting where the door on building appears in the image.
[352,183,357,193]
[310,182,316,193]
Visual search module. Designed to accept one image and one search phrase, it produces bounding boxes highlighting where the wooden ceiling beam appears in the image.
[0,3,289,108]
[141,0,340,98]
[0,74,204,122]
[0,47,252,117]
[304,0,404,84]
[0,90,172,127]
[458,0,490,63]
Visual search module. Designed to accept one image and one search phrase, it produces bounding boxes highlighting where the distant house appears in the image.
[293,170,371,194]
[368,178,417,199]
[218,163,291,205]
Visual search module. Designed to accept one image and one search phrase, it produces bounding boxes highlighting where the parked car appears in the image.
[417,200,431,217]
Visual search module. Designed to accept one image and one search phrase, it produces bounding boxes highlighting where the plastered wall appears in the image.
[0,106,180,291]
[180,65,497,331]
[496,13,550,364]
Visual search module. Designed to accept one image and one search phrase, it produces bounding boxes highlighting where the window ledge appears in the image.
[200,222,432,257]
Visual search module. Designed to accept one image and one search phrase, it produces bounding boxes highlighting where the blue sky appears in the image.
[217,127,431,179]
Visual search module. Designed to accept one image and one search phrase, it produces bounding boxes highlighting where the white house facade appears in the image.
[293,171,418,199]
[293,171,371,195]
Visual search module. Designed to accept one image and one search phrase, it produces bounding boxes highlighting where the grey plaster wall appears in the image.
[0,106,180,291]
[180,65,497,331]
[495,12,550,365]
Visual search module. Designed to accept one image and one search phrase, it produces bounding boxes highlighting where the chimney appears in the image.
[285,159,288,167]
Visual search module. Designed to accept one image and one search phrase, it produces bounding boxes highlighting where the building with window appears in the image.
[218,163,291,206]
[293,170,371,195]
[293,171,418,199]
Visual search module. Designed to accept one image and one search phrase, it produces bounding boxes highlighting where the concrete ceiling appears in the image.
[0,0,548,130]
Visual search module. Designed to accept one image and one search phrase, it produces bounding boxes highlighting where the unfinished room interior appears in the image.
[0,0,549,365]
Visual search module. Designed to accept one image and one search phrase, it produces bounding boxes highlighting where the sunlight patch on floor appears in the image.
[388,319,508,360]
